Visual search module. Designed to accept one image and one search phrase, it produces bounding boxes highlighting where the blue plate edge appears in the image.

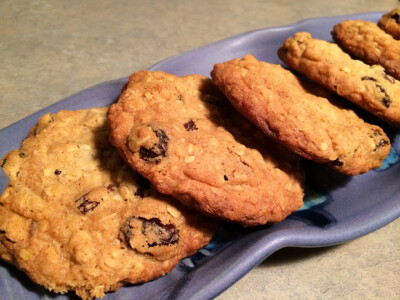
[205,202,400,300]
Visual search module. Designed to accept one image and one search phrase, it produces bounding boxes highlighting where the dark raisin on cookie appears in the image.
[390,12,400,24]
[139,128,169,164]
[142,218,179,247]
[0,230,16,244]
[18,152,25,158]
[121,217,179,249]
[183,120,198,131]
[361,76,377,82]
[372,130,390,151]
[177,94,184,101]
[224,175,229,181]
[54,169,62,175]
[331,158,344,167]
[383,73,396,84]
[377,87,391,108]
[107,184,117,192]
[374,139,390,151]
[361,77,392,108]
[29,221,38,238]
[76,193,100,215]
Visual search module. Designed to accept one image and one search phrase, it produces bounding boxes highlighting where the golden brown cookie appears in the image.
[332,20,400,80]
[278,32,400,128]
[378,8,400,39]
[108,70,304,227]
[0,107,216,299]
[211,54,391,175]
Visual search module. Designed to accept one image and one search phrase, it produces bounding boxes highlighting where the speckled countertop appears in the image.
[1,0,399,299]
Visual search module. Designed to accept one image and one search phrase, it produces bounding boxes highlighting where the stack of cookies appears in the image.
[0,9,398,300]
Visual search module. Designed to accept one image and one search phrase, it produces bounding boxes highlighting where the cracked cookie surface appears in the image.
[211,54,391,175]
[331,20,400,80]
[0,107,216,299]
[378,8,400,40]
[108,71,304,227]
[278,32,400,128]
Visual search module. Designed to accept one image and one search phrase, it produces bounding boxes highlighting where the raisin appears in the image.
[121,217,179,249]
[129,125,169,163]
[374,139,389,151]
[29,221,38,238]
[183,120,198,131]
[76,193,99,215]
[390,12,400,24]
[54,169,62,175]
[361,77,392,108]
[376,86,391,108]
[107,184,117,192]
[383,73,395,84]
[224,175,228,181]
[139,128,169,164]
[370,130,389,151]
[18,152,25,158]
[177,94,183,101]
[331,158,344,167]
[0,230,16,244]
[142,218,178,247]
[361,76,377,82]
[5,236,16,244]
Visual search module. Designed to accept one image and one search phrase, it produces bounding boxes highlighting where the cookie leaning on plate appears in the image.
[278,32,400,128]
[0,107,216,299]
[378,8,400,40]
[108,70,304,227]
[332,20,400,80]
[211,54,391,175]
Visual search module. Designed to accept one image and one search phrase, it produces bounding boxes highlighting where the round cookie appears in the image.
[0,107,216,299]
[378,8,400,40]
[108,70,304,227]
[332,20,400,81]
[279,31,400,128]
[211,54,391,175]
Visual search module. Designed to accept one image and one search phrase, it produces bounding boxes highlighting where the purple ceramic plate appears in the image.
[0,12,399,300]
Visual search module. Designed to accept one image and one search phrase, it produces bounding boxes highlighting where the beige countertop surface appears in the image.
[1,0,399,299]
